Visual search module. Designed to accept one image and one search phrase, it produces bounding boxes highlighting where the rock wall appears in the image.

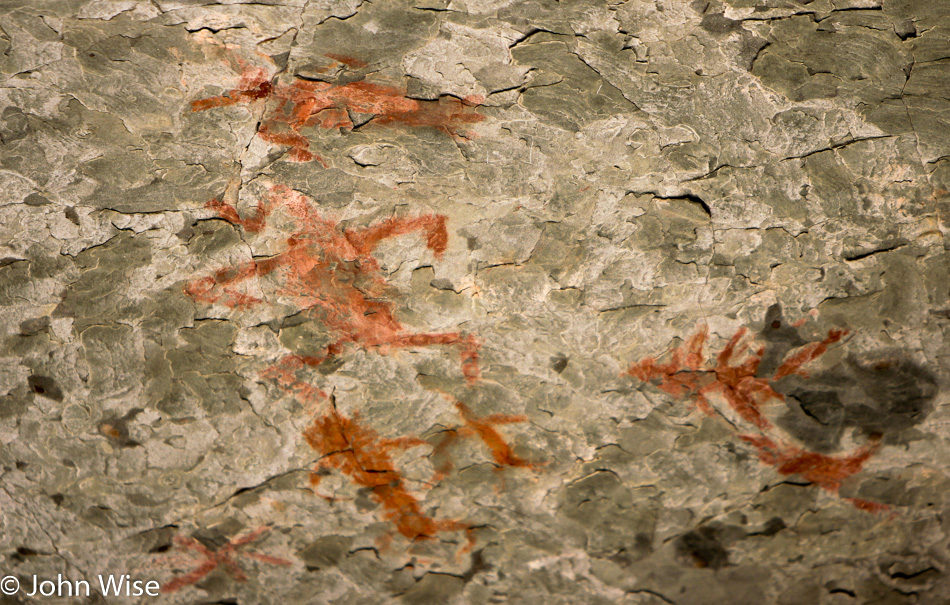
[0,0,948,603]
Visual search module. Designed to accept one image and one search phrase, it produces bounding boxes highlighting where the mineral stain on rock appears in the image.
[298,535,352,573]
[777,353,938,453]
[98,408,143,448]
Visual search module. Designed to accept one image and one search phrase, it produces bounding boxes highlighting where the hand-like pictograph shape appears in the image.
[626,310,889,512]
[191,54,485,164]
[159,527,291,593]
[184,183,480,384]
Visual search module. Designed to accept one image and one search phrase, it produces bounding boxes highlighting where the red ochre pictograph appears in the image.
[158,528,291,593]
[184,183,480,384]
[428,397,536,482]
[304,406,473,546]
[184,184,535,548]
[284,382,534,547]
[301,399,534,547]
[626,318,889,513]
[191,54,485,164]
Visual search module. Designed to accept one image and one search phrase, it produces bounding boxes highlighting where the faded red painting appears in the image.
[192,54,485,164]
[626,309,889,512]
[184,183,535,548]
[427,396,536,481]
[185,183,480,384]
[300,399,534,548]
[158,528,291,593]
[304,406,472,546]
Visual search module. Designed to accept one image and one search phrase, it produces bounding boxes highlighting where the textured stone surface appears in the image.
[1,0,948,603]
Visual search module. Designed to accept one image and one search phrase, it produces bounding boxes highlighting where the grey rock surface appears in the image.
[0,0,948,603]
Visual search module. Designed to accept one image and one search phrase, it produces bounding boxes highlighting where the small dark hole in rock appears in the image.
[28,375,63,401]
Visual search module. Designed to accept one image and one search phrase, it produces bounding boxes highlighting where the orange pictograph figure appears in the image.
[191,54,485,164]
[428,398,535,481]
[302,400,534,547]
[184,183,480,384]
[282,373,533,545]
[182,183,536,545]
[159,528,291,593]
[626,317,888,513]
[304,406,472,546]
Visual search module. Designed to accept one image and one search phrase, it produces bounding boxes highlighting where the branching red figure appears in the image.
[191,54,485,164]
[178,50,533,568]
[182,183,521,543]
[628,325,846,431]
[626,318,887,512]
[184,183,480,384]
[160,528,291,593]
[428,398,535,481]
[304,407,472,545]
[299,393,533,545]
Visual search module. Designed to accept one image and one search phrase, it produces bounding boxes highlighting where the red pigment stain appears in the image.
[429,398,535,480]
[738,433,876,486]
[159,527,291,593]
[191,55,485,164]
[183,183,498,545]
[773,328,846,381]
[184,183,480,384]
[627,325,845,431]
[626,320,887,512]
[738,433,889,513]
[259,355,330,415]
[324,53,368,69]
[304,408,473,547]
[455,400,533,469]
[206,196,270,232]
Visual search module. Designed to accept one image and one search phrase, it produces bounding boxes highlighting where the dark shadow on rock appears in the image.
[762,305,938,452]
